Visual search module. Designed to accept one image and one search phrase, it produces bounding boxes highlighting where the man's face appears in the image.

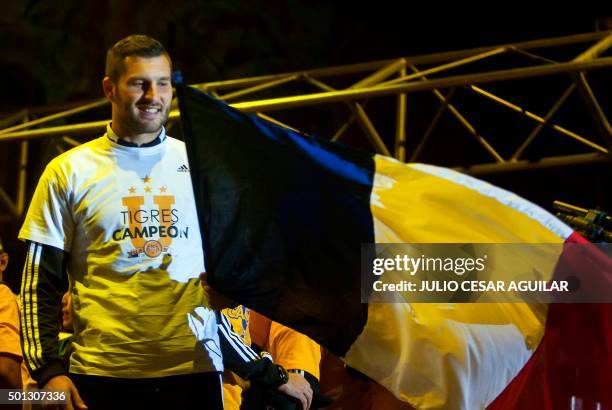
[106,55,173,136]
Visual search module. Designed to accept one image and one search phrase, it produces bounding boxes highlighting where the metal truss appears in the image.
[1,31,611,221]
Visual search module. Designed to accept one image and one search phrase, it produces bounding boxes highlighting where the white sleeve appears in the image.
[19,162,74,252]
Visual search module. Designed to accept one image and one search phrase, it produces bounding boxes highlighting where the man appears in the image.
[0,237,23,390]
[20,34,315,410]
[247,310,325,409]
[19,35,224,409]
[202,273,323,410]
[220,308,319,410]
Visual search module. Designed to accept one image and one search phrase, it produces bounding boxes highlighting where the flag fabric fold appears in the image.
[176,84,610,409]
[178,84,375,357]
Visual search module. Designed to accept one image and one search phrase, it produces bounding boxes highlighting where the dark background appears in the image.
[1,1,611,289]
[1,3,609,107]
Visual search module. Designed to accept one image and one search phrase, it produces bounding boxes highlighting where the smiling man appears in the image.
[102,42,172,145]
[19,35,224,409]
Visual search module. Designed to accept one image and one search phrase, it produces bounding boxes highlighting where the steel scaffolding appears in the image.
[1,31,611,221]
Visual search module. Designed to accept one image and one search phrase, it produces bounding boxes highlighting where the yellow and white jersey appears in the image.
[19,126,221,378]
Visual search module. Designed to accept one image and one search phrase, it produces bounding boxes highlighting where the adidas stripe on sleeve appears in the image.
[20,241,69,387]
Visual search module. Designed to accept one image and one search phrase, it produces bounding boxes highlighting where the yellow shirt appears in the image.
[221,307,321,409]
[19,131,221,377]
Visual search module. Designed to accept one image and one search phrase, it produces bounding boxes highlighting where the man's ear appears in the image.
[102,76,116,102]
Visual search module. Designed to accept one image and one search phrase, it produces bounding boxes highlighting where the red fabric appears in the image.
[488,232,611,409]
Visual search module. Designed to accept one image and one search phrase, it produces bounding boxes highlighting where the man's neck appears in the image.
[110,123,161,146]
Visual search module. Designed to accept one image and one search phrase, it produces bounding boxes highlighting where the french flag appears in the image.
[177,84,611,409]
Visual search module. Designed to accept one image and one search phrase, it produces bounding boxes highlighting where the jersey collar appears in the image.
[106,123,166,147]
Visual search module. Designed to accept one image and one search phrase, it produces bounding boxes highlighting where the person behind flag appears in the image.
[0,236,24,391]
[222,309,321,410]
[201,272,325,409]
[18,34,227,409]
[247,310,327,410]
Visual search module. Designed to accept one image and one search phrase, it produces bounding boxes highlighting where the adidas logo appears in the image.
[177,164,190,172]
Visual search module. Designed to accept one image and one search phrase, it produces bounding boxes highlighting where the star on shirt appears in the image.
[142,176,152,183]
[144,186,152,193]
[160,186,167,193]
[128,187,136,194]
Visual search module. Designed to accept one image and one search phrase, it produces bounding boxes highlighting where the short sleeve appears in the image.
[250,311,321,379]
[18,162,74,251]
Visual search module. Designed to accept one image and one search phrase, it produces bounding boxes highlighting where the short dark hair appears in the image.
[105,34,171,82]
